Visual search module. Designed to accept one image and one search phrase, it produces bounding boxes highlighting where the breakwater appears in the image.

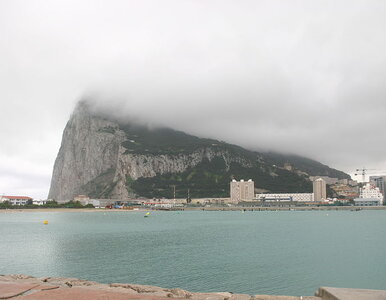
[2,275,386,299]
[0,274,319,299]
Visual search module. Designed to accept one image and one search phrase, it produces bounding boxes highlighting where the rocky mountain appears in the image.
[48,100,350,201]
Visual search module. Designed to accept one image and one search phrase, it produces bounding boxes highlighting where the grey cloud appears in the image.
[1,0,386,198]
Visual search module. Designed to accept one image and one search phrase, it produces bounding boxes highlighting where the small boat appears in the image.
[144,212,150,218]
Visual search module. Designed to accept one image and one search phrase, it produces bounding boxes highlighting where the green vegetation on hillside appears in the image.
[132,157,312,198]
[262,152,350,179]
[77,119,349,199]
[119,122,349,179]
[120,123,223,155]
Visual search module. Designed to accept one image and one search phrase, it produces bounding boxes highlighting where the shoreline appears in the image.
[0,208,149,213]
[1,206,386,213]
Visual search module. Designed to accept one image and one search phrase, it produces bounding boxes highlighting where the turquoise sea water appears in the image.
[1,210,386,296]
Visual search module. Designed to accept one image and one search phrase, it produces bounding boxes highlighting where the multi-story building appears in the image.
[0,195,33,205]
[353,183,383,206]
[230,179,254,202]
[369,176,386,205]
[357,183,383,205]
[313,178,327,201]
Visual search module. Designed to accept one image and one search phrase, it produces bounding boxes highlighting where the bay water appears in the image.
[1,210,386,296]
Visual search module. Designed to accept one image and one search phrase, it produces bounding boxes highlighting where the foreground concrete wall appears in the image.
[0,274,320,300]
[3,275,386,300]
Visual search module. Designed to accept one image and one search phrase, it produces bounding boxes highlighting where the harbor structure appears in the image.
[313,178,327,201]
[230,179,254,202]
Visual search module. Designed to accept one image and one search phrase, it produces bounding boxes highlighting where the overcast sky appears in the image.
[1,0,386,199]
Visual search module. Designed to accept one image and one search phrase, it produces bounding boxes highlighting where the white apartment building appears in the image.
[230,179,254,202]
[370,176,386,204]
[355,183,383,206]
[0,196,33,205]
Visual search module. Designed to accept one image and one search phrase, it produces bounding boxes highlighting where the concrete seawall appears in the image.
[2,275,386,299]
[0,274,319,300]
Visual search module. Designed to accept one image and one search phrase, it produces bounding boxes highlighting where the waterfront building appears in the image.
[255,193,314,202]
[369,176,386,205]
[357,183,383,206]
[0,195,33,205]
[230,179,254,202]
[313,178,327,202]
[353,183,383,206]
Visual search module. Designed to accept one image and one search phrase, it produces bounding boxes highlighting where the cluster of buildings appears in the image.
[230,177,327,205]
[230,176,384,207]
[369,176,386,202]
[353,182,384,206]
[2,174,385,209]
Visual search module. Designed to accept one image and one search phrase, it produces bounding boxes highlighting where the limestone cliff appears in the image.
[48,100,349,201]
[48,102,126,200]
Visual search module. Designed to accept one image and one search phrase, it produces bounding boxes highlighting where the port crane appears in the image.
[354,168,386,182]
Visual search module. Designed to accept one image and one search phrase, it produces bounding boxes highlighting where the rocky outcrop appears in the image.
[48,101,126,201]
[111,147,253,198]
[48,102,258,201]
[0,274,321,299]
[48,100,350,201]
[48,101,253,201]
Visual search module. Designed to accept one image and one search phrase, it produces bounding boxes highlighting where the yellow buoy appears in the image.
[43,220,48,225]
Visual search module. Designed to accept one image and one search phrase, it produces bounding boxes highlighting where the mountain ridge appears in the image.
[48,100,349,200]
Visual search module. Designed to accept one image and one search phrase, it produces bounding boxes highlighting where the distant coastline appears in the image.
[1,205,386,213]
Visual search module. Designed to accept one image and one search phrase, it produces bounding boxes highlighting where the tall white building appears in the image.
[313,178,327,201]
[230,179,254,202]
[370,176,386,205]
[0,195,33,205]
[358,183,383,204]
